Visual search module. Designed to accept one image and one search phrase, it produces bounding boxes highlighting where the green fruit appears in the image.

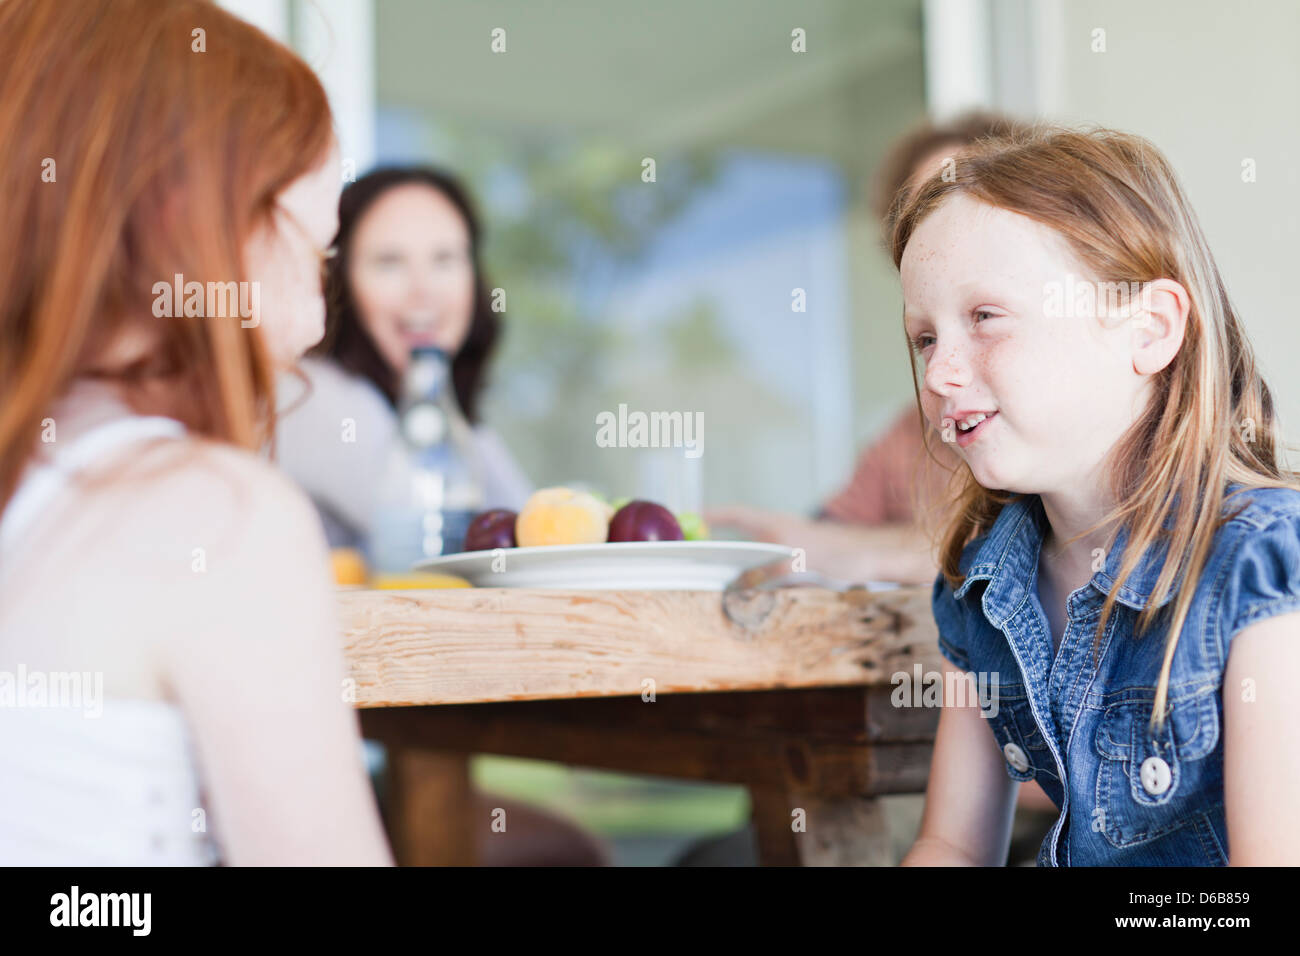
[677,511,709,541]
[610,496,631,511]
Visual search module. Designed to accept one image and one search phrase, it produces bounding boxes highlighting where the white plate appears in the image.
[413,540,797,590]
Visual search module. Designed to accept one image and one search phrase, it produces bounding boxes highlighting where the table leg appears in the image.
[750,788,894,866]
[384,747,476,866]
[749,785,801,865]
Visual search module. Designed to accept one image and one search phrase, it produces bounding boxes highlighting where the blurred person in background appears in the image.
[275,167,609,866]
[0,0,389,865]
[276,167,531,551]
[708,112,1024,588]
[693,111,1056,866]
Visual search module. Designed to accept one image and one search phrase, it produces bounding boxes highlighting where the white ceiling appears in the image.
[376,0,925,163]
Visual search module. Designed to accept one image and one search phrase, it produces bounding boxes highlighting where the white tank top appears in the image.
[0,415,221,865]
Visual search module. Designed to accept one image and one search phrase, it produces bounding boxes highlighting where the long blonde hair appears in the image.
[890,125,1300,736]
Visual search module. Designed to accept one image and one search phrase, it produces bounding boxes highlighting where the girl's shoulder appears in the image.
[1213,483,1300,653]
[2,431,331,697]
[100,438,335,663]
[84,436,326,574]
[1220,483,1300,528]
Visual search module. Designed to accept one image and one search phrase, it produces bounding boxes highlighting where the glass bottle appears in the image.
[368,346,485,573]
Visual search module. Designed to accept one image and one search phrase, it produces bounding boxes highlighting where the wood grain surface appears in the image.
[338,585,940,707]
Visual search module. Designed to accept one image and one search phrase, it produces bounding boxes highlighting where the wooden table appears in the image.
[339,584,942,866]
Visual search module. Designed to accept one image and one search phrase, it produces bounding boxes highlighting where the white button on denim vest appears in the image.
[1003,742,1030,773]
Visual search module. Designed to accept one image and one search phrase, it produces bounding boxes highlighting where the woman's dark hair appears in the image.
[313,166,500,422]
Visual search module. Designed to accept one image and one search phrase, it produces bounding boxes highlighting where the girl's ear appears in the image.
[1132,278,1190,376]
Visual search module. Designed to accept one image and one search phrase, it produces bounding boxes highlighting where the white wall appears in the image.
[218,0,375,174]
[1033,0,1300,449]
[293,0,376,174]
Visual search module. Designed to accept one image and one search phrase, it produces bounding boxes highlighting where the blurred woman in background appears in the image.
[0,0,389,864]
[275,167,609,866]
[276,167,531,552]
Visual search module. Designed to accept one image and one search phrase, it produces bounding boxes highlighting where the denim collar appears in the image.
[952,493,1180,626]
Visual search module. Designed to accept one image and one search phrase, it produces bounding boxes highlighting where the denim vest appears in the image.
[931,483,1300,865]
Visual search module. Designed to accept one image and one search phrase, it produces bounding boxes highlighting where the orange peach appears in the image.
[515,487,612,547]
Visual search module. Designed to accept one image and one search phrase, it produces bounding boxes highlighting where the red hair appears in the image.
[0,0,334,514]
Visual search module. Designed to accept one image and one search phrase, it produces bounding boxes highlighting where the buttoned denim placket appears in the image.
[987,559,1081,867]
[1046,586,1111,752]
[967,498,1071,866]
[1042,584,1120,865]
[993,597,1068,865]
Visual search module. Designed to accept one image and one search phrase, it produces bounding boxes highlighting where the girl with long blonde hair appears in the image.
[896,125,1300,865]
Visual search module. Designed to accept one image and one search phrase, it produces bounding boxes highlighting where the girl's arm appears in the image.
[1223,610,1300,865]
[901,669,1020,865]
[155,446,392,865]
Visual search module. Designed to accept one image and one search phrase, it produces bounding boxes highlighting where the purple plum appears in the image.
[608,500,684,542]
[465,509,518,551]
